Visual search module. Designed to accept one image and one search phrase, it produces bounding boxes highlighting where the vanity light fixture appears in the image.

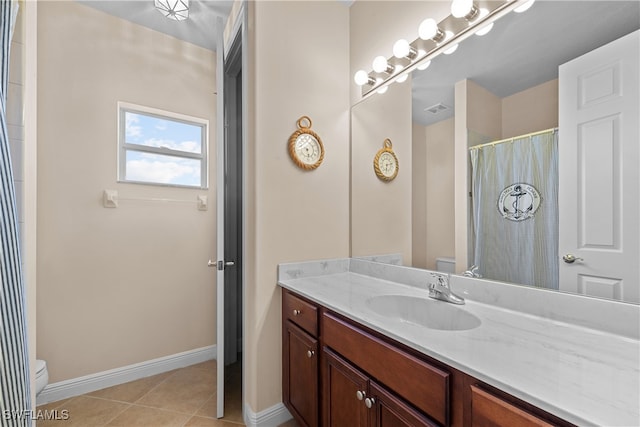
[474,9,494,36]
[372,56,396,74]
[354,70,376,86]
[418,18,446,43]
[154,0,189,21]
[393,39,419,60]
[417,59,431,71]
[514,0,535,13]
[355,0,534,98]
[442,31,459,54]
[451,0,480,21]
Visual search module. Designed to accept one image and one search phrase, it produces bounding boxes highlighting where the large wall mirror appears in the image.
[351,1,640,304]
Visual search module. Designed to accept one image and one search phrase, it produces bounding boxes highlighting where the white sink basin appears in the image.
[365,295,481,331]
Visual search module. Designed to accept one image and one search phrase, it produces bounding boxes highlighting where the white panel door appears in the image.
[558,30,639,303]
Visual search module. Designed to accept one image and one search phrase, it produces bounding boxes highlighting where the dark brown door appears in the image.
[284,321,318,427]
[323,348,369,427]
[370,381,439,427]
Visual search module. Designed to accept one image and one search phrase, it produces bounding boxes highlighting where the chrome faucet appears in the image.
[428,273,465,305]
[462,265,482,278]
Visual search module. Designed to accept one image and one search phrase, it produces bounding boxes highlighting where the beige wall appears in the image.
[412,122,427,269]
[245,1,350,413]
[413,119,456,270]
[502,79,558,138]
[351,81,413,263]
[424,118,455,270]
[36,2,217,382]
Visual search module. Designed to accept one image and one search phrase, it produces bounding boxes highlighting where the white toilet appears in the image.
[35,359,49,396]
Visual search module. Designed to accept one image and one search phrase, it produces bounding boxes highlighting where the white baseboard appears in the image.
[37,345,216,406]
[244,401,292,427]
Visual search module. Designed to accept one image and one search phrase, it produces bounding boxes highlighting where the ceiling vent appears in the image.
[424,103,450,115]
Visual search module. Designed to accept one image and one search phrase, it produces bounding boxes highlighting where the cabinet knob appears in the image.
[364,397,375,409]
[307,350,315,358]
[293,309,301,316]
[356,390,366,401]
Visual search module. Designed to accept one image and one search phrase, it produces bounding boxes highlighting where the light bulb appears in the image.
[475,22,493,36]
[417,60,431,71]
[451,0,473,18]
[474,8,493,36]
[393,39,411,59]
[514,0,535,13]
[442,31,458,54]
[444,43,459,55]
[395,73,409,83]
[354,70,370,86]
[377,85,389,94]
[372,56,390,73]
[418,18,439,40]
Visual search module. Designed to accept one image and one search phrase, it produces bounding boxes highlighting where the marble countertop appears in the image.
[277,258,640,427]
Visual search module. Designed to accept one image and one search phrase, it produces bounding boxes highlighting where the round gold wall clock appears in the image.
[374,138,399,181]
[288,116,325,170]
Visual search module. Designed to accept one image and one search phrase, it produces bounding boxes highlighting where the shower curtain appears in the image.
[1,1,31,426]
[470,129,558,289]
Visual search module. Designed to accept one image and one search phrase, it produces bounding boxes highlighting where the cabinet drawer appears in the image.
[283,290,318,336]
[470,385,555,427]
[322,312,450,426]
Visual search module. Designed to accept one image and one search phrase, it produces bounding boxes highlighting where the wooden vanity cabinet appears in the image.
[283,291,319,427]
[469,384,571,427]
[282,289,574,427]
[323,347,438,427]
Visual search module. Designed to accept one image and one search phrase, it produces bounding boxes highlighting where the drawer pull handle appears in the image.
[356,390,366,401]
[293,309,301,316]
[364,397,375,409]
[307,350,315,358]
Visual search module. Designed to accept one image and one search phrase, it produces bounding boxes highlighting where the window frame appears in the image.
[117,102,209,189]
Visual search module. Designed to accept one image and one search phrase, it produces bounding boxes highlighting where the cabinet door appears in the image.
[284,321,319,427]
[370,381,440,427]
[470,385,554,427]
[323,348,369,427]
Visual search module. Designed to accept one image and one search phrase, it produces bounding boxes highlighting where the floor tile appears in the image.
[37,396,129,426]
[135,368,216,415]
[185,416,244,426]
[105,405,191,426]
[278,420,300,427]
[88,372,173,403]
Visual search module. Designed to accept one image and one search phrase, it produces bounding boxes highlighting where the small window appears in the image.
[118,103,208,188]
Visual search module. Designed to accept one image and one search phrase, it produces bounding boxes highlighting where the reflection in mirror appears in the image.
[351,1,640,303]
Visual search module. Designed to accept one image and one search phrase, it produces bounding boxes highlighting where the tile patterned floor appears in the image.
[35,360,299,427]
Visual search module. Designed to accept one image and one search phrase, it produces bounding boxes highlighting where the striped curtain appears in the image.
[1,1,32,426]
[470,130,559,289]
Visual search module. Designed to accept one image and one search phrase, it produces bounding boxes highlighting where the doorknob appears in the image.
[207,260,236,270]
[562,254,584,264]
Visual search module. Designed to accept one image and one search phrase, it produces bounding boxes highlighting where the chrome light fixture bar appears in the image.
[355,0,534,98]
[154,0,190,21]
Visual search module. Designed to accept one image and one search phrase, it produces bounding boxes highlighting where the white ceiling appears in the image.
[411,1,640,126]
[78,0,234,52]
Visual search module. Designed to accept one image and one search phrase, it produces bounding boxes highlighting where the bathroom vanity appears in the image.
[278,258,640,427]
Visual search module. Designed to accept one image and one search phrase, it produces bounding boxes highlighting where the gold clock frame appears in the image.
[373,138,399,182]
[288,116,325,171]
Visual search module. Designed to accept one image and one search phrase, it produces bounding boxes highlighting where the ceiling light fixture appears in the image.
[154,0,189,21]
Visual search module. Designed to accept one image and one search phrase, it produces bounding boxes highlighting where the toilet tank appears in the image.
[435,257,456,273]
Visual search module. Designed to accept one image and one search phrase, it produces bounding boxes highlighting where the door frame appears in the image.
[215,2,248,419]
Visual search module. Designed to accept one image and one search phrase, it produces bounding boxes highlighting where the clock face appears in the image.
[378,152,397,177]
[294,133,322,165]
